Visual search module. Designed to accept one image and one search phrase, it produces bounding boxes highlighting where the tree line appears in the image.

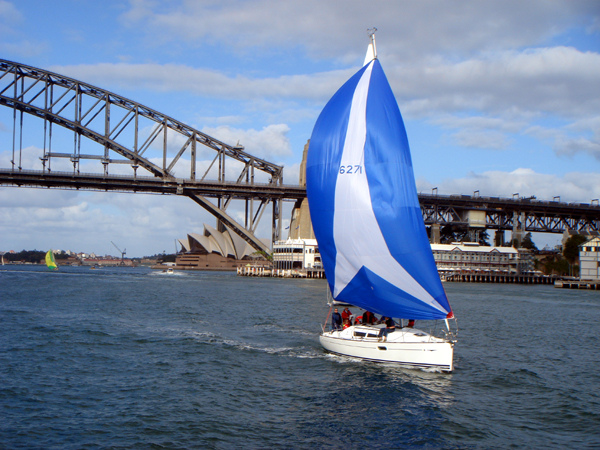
[2,250,70,264]
[3,236,589,276]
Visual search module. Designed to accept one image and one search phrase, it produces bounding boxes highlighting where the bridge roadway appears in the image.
[0,169,306,200]
[1,169,598,236]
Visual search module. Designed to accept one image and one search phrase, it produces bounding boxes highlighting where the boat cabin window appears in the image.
[354,331,378,338]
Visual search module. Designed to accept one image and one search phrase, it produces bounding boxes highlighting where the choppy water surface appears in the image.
[1,266,598,449]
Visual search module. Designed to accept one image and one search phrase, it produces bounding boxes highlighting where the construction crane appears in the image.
[111,241,126,265]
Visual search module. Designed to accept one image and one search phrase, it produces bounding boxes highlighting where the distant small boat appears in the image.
[45,250,58,271]
[162,268,174,274]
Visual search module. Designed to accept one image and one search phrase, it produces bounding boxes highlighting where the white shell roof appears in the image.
[181,224,257,259]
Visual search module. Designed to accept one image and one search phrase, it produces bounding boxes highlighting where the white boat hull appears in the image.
[320,325,454,372]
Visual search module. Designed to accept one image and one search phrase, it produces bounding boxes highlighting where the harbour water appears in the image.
[1,266,598,449]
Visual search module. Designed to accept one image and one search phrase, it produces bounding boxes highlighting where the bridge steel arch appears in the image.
[0,59,285,253]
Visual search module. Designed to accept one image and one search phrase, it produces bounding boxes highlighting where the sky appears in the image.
[0,0,599,257]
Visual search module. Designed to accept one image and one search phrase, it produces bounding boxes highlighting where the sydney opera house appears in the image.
[175,224,269,270]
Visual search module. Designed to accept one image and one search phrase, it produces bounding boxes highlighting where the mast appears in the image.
[364,28,378,65]
[368,27,377,59]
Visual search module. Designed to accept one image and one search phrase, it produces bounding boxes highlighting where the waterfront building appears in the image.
[272,238,321,270]
[579,237,600,281]
[431,242,520,276]
[517,248,536,273]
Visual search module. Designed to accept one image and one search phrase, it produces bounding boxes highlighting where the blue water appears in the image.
[1,266,599,449]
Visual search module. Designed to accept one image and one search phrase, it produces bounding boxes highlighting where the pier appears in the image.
[238,264,600,288]
[442,271,556,284]
[237,265,325,278]
[554,280,600,290]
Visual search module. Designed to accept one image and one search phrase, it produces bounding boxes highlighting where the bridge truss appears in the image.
[420,193,600,243]
[0,59,286,253]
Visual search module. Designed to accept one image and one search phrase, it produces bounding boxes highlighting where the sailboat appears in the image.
[45,250,58,271]
[306,31,457,372]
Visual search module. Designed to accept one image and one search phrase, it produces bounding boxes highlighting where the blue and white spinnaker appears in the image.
[306,55,453,321]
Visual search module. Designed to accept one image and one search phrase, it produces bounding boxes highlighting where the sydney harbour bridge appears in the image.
[1,59,599,253]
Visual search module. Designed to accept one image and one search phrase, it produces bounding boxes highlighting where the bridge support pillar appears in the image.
[511,211,525,247]
[272,198,282,245]
[494,230,505,246]
[431,223,441,244]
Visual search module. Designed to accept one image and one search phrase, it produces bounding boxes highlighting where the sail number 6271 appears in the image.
[339,165,363,174]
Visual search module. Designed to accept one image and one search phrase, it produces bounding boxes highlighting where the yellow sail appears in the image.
[45,250,58,270]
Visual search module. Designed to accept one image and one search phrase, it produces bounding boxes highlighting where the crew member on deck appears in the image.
[379,317,396,342]
[362,310,377,325]
[407,319,415,328]
[341,307,353,323]
[331,308,343,331]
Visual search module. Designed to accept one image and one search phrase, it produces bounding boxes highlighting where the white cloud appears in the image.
[0,0,21,24]
[397,47,600,119]
[118,0,598,62]
[0,186,79,208]
[281,162,301,186]
[525,116,600,160]
[433,168,600,203]
[0,188,220,256]
[51,62,349,103]
[0,1,46,58]
[52,45,600,120]
[554,135,600,160]
[450,129,510,150]
[48,44,600,163]
[433,115,524,150]
[201,124,292,159]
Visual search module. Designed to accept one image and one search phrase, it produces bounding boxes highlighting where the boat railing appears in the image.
[323,314,458,343]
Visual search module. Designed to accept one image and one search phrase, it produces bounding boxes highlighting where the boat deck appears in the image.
[330,325,448,344]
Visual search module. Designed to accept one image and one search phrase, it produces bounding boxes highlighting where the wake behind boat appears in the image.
[307,30,457,372]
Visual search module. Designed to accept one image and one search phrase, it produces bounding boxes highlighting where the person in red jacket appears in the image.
[362,310,377,325]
